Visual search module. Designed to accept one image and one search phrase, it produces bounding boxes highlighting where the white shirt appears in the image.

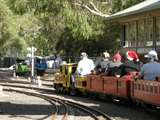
[47,60,54,68]
[77,57,95,76]
[141,61,160,80]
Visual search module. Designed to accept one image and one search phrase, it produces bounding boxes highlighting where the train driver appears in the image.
[76,52,95,76]
[140,50,160,80]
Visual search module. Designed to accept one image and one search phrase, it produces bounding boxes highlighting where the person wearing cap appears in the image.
[118,50,142,76]
[140,50,160,80]
[94,51,111,74]
[76,52,95,76]
[110,52,122,67]
[107,52,123,76]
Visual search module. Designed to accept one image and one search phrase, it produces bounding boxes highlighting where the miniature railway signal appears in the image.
[27,46,37,83]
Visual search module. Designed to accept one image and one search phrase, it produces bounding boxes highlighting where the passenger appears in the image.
[140,50,160,80]
[76,52,95,76]
[94,51,111,74]
[108,52,123,76]
[54,54,62,70]
[118,50,142,76]
[110,52,122,67]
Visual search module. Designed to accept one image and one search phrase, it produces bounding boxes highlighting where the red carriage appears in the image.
[86,74,160,108]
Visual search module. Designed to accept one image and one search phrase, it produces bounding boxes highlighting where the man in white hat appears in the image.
[76,52,95,76]
[140,50,160,80]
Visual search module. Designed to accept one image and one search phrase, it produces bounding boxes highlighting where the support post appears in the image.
[37,76,42,87]
[31,46,35,83]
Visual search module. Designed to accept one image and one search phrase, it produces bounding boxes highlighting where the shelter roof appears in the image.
[108,0,160,20]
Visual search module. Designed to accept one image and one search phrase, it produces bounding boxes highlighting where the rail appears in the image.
[1,82,113,120]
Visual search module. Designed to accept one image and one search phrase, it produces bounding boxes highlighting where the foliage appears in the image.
[111,0,145,13]
[0,0,145,57]
[0,0,27,57]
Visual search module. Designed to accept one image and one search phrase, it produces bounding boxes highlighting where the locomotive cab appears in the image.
[15,58,30,76]
[54,62,77,93]
[54,62,88,95]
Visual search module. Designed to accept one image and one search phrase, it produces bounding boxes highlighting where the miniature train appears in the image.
[15,57,47,76]
[53,63,160,108]
[35,57,47,76]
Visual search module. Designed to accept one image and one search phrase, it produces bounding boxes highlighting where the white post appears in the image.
[27,46,36,84]
[37,76,42,87]
[28,77,31,82]
[0,85,3,95]
[31,46,35,83]
[13,69,16,78]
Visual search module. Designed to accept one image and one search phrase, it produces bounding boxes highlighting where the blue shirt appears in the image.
[141,61,160,80]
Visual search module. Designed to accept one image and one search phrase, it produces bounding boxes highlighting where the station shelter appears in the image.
[108,0,160,54]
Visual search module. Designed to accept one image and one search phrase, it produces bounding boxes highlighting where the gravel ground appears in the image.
[1,87,159,120]
[0,88,103,120]
[2,88,158,120]
[0,91,55,120]
[0,70,13,80]
[50,94,160,120]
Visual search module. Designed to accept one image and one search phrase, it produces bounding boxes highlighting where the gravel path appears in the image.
[50,95,160,120]
[0,91,55,120]
[0,70,13,80]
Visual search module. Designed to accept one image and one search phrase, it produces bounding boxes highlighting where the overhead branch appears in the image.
[89,2,101,13]
[101,2,109,5]
[73,2,110,18]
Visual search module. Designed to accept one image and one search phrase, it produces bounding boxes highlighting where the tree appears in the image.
[0,0,27,57]
[111,0,145,13]
[0,0,145,57]
[7,0,108,56]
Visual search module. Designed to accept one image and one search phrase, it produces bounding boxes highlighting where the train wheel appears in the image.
[105,95,113,102]
[53,84,57,89]
[88,92,98,99]
[62,87,66,94]
[70,87,76,96]
[55,84,59,93]
[55,84,61,93]
[98,94,106,101]
[81,91,88,98]
[59,86,64,93]
[63,88,69,94]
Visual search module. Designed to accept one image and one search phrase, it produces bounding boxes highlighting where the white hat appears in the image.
[144,50,158,60]
[103,51,110,58]
[61,61,67,65]
[81,52,88,58]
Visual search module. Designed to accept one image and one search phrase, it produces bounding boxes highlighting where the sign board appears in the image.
[27,47,37,52]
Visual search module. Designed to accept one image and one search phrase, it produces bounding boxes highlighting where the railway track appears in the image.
[3,88,68,120]
[0,71,159,120]
[1,82,113,120]
[0,80,159,120]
